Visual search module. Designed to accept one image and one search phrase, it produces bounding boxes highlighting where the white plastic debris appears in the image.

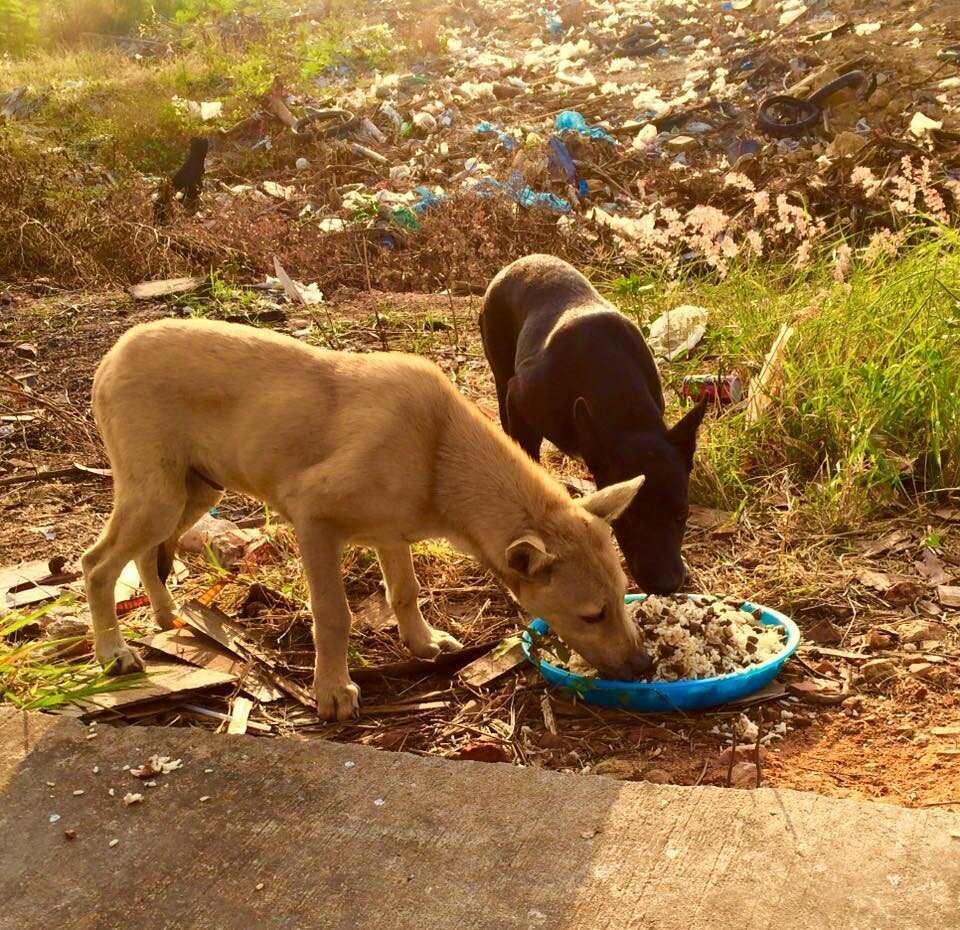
[123,792,144,806]
[909,112,942,137]
[646,305,709,360]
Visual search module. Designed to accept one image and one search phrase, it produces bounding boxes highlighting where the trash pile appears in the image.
[1,0,958,289]
[190,0,960,286]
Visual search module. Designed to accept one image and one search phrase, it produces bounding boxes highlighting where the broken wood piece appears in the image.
[134,629,284,702]
[938,585,960,609]
[856,528,911,559]
[931,726,960,736]
[744,323,795,425]
[128,277,204,301]
[458,639,526,688]
[77,661,237,714]
[227,696,253,735]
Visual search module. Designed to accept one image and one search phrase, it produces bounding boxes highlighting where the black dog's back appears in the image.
[480,254,706,594]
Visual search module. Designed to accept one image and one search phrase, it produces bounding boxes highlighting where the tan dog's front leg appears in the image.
[376,543,463,659]
[297,522,360,721]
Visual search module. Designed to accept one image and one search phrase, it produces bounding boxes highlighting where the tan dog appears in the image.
[83,319,649,720]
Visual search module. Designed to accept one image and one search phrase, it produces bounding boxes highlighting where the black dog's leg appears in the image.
[505,379,543,462]
[478,309,515,430]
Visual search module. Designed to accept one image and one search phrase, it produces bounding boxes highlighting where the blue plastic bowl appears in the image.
[521,593,800,713]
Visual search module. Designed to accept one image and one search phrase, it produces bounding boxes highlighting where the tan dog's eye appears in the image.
[581,609,605,624]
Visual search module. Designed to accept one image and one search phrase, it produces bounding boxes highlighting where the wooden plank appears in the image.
[458,640,526,688]
[135,629,284,702]
[77,661,236,713]
[227,697,253,735]
[128,277,204,300]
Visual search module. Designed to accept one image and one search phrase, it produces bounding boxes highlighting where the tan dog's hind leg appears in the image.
[297,521,361,721]
[83,489,184,676]
[376,543,463,659]
[137,476,223,631]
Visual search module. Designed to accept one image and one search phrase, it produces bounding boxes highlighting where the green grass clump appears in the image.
[605,232,960,529]
[0,605,141,711]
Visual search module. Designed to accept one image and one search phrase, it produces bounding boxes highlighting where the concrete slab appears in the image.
[1,708,957,930]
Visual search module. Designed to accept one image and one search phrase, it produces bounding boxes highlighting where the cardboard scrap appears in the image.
[179,599,314,707]
[78,661,236,713]
[134,628,284,702]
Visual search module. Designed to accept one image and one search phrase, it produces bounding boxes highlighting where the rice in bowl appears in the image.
[537,594,786,682]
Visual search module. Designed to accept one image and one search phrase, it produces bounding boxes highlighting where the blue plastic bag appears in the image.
[472,173,570,213]
[412,185,447,214]
[555,110,617,144]
[474,121,520,151]
[547,135,576,181]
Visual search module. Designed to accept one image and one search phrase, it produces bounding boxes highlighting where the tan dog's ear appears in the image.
[505,534,557,579]
[579,475,645,524]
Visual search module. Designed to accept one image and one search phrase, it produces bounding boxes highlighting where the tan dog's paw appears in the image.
[315,681,361,721]
[97,643,145,676]
[404,627,464,660]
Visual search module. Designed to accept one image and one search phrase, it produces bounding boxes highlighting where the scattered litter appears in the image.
[200,796,212,803]
[48,813,61,824]
[373,798,386,806]
[646,305,708,361]
[123,792,144,806]
[108,839,119,848]
[72,789,84,797]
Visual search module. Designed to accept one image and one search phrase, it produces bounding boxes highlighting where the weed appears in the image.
[0,603,142,710]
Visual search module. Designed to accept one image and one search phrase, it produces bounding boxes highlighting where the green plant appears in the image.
[0,604,142,710]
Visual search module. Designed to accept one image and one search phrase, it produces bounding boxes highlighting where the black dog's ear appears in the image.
[668,398,708,470]
[573,396,600,452]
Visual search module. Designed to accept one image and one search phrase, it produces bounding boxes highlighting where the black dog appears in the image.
[480,254,707,594]
[172,137,209,204]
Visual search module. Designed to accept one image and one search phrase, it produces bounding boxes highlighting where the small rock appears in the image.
[865,629,895,650]
[642,768,673,785]
[14,342,38,360]
[860,658,899,688]
[122,792,144,806]
[729,761,761,788]
[806,617,843,646]
[108,839,119,848]
[64,829,77,840]
[295,157,310,171]
[72,789,84,797]
[539,732,567,750]
[718,743,768,765]
[453,741,510,764]
[591,758,647,781]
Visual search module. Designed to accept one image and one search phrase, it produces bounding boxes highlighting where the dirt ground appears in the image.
[2,283,958,810]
